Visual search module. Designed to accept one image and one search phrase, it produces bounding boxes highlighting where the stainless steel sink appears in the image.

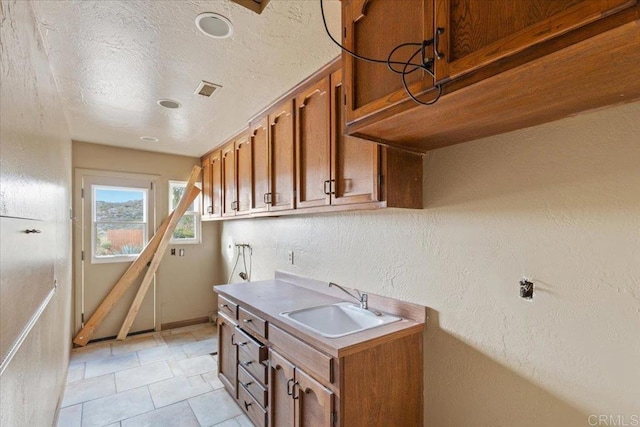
[280,302,401,338]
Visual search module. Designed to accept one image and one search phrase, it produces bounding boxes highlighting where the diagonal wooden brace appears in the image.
[116,166,202,340]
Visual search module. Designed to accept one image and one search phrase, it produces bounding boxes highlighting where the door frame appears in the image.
[73,168,160,338]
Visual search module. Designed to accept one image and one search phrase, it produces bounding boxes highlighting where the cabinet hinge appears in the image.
[81,250,84,261]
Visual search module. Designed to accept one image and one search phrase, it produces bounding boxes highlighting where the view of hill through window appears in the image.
[94,188,146,257]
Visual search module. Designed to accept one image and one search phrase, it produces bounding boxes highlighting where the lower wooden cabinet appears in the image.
[269,350,334,427]
[217,312,238,398]
[216,292,424,427]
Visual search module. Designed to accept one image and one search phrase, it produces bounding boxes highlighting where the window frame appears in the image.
[168,180,202,245]
[91,185,149,264]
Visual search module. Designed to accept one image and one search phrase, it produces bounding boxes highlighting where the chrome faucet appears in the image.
[328,282,382,316]
[329,282,367,308]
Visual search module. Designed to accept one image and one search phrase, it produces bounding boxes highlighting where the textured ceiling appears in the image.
[30,0,341,157]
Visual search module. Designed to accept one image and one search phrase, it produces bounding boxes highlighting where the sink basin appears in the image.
[280,302,401,338]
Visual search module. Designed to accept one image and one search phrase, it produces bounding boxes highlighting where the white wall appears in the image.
[220,101,640,427]
[73,141,224,328]
[0,1,73,425]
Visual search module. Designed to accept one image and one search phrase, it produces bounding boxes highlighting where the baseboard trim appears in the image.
[161,317,210,331]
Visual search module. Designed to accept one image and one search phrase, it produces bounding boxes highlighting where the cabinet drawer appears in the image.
[218,295,238,319]
[238,365,268,408]
[238,382,267,427]
[238,306,267,339]
[238,345,268,386]
[269,324,333,384]
[234,327,267,365]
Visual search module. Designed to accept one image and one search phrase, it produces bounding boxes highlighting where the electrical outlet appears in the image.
[287,251,294,265]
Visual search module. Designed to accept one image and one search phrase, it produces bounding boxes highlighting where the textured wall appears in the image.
[221,101,640,426]
[72,141,223,327]
[0,0,73,425]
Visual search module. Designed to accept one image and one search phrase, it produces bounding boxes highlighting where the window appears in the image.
[93,186,148,262]
[169,181,201,244]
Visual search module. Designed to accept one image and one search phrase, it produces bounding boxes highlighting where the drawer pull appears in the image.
[242,381,253,387]
[220,304,229,309]
[242,360,253,366]
[231,335,247,347]
[25,229,42,234]
[244,401,252,410]
[286,378,294,396]
[243,319,252,323]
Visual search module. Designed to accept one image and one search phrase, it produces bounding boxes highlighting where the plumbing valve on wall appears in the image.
[228,243,252,283]
[520,278,534,300]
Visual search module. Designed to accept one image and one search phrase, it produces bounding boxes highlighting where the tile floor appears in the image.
[57,323,253,427]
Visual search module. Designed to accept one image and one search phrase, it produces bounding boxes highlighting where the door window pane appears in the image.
[93,186,148,260]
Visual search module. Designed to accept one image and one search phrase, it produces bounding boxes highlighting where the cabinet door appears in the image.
[343,0,434,124]
[250,118,270,213]
[296,77,331,209]
[210,151,222,218]
[218,313,238,398]
[235,133,252,216]
[330,68,380,206]
[269,350,296,427]
[295,368,334,427]
[221,143,236,217]
[201,157,213,218]
[434,0,637,82]
[269,100,295,212]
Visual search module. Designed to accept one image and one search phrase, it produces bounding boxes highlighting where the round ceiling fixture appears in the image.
[195,12,233,39]
[157,99,182,109]
[140,136,159,142]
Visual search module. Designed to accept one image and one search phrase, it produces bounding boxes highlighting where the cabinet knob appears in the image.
[25,229,42,234]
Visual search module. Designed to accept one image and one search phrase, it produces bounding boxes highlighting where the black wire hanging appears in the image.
[320,0,443,106]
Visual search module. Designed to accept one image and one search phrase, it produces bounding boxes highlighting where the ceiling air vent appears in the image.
[194,81,222,98]
[231,0,270,15]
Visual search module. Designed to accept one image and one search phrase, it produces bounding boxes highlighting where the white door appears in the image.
[79,173,156,341]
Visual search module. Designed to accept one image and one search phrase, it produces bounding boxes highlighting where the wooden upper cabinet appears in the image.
[235,132,252,216]
[251,118,270,213]
[201,156,213,218]
[221,142,236,218]
[250,100,296,214]
[202,151,222,219]
[343,0,434,124]
[211,151,222,218]
[269,100,295,212]
[433,0,638,83]
[296,77,331,209]
[330,68,380,206]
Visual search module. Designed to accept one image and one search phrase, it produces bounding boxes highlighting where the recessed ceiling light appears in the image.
[157,99,182,109]
[140,136,159,142]
[195,12,233,39]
